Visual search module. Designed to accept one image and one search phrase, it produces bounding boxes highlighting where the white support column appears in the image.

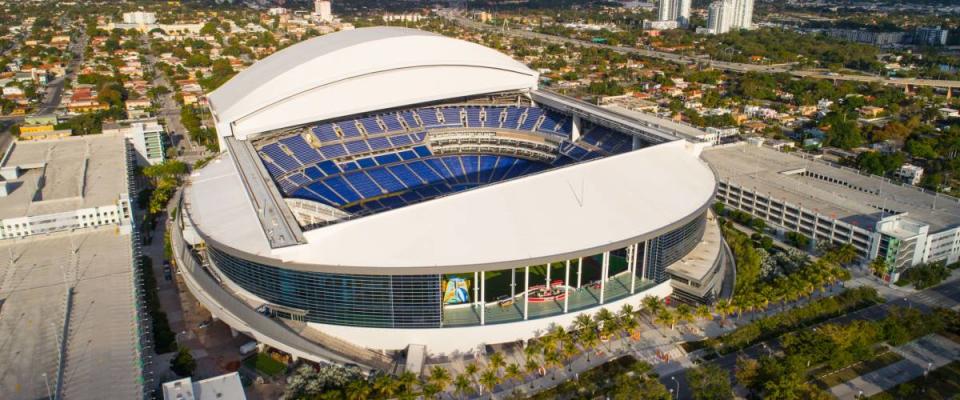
[630,243,638,294]
[473,271,479,307]
[577,257,583,288]
[600,251,609,304]
[640,240,649,281]
[564,260,570,313]
[571,115,581,141]
[523,266,530,320]
[480,270,486,325]
[546,262,551,288]
[510,268,516,298]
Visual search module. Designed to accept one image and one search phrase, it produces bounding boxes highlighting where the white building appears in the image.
[703,0,753,34]
[0,134,133,239]
[895,163,924,186]
[315,0,333,23]
[162,372,246,400]
[655,0,691,27]
[122,11,157,25]
[103,118,167,166]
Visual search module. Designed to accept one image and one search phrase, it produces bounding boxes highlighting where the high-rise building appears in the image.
[914,26,949,46]
[656,0,691,27]
[703,0,752,35]
[705,0,733,34]
[315,0,332,22]
[731,0,754,30]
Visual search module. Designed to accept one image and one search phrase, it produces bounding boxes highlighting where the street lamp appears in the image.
[671,376,679,399]
[42,372,52,400]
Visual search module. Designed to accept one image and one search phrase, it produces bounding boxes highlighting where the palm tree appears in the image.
[504,362,523,386]
[656,307,676,330]
[695,304,712,321]
[572,313,595,334]
[869,258,889,278]
[488,352,506,374]
[580,327,601,362]
[524,357,540,378]
[452,374,474,400]
[479,369,500,394]
[420,382,440,399]
[463,362,479,388]
[522,340,541,363]
[642,295,663,317]
[344,380,372,400]
[676,304,694,326]
[543,350,563,381]
[428,365,451,393]
[828,243,858,266]
[373,374,400,399]
[396,371,418,398]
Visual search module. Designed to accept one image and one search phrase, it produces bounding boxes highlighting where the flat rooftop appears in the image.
[0,229,141,399]
[702,144,960,233]
[665,211,722,282]
[0,133,128,219]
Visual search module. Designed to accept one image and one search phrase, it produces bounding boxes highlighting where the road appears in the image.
[142,48,208,164]
[660,280,960,400]
[441,11,960,90]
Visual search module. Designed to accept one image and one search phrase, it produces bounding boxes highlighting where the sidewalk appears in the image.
[829,334,960,399]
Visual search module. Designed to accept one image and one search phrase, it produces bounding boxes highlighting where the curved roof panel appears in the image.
[208,27,539,139]
[186,140,716,274]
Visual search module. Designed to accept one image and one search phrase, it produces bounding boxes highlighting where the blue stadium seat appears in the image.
[413,146,432,157]
[356,157,377,169]
[406,160,444,184]
[344,139,371,155]
[465,107,482,127]
[400,111,420,128]
[366,168,406,192]
[374,153,401,165]
[520,108,543,131]
[307,182,345,205]
[367,136,391,151]
[418,109,440,127]
[312,124,339,142]
[478,155,498,182]
[279,136,323,164]
[441,107,461,126]
[484,107,504,128]
[324,176,361,203]
[389,134,412,147]
[398,150,418,160]
[338,122,362,138]
[387,164,423,187]
[381,114,403,132]
[502,107,523,129]
[345,172,383,198]
[317,160,341,175]
[461,155,479,182]
[260,143,301,172]
[425,158,454,180]
[359,116,383,134]
[442,157,465,182]
[304,166,324,180]
[319,143,347,159]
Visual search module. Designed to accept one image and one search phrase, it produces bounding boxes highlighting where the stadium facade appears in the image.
[173,27,722,363]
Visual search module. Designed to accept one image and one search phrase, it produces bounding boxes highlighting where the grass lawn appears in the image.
[869,361,960,400]
[244,352,286,377]
[446,254,630,302]
[814,351,904,389]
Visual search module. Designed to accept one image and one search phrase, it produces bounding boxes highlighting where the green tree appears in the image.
[170,346,197,377]
[688,364,734,400]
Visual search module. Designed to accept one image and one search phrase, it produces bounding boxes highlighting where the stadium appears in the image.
[172,27,723,366]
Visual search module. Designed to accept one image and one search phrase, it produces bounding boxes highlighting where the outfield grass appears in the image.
[446,254,630,302]
[869,361,960,400]
[244,352,286,377]
[814,351,904,389]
